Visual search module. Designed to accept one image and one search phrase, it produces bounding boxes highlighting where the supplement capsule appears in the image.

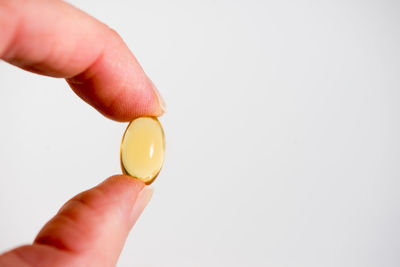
[120,117,165,184]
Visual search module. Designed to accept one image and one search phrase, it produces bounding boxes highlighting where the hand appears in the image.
[0,0,165,266]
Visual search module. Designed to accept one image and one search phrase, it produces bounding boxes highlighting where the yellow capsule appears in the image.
[120,117,165,184]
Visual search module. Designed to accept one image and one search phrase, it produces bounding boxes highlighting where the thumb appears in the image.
[0,175,153,267]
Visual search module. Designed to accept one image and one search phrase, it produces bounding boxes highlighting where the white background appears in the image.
[1,0,400,266]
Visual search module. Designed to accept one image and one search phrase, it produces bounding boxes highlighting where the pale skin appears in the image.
[0,0,165,266]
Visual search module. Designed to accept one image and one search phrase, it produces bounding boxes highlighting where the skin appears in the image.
[0,0,165,266]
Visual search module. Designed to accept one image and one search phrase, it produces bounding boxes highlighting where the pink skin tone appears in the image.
[0,0,164,266]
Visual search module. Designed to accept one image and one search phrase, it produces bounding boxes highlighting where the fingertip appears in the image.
[65,27,166,122]
[66,47,164,122]
[33,175,152,265]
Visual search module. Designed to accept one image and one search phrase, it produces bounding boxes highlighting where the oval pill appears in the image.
[121,117,165,184]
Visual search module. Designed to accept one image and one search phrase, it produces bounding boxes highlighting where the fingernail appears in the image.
[149,78,167,114]
[131,186,154,225]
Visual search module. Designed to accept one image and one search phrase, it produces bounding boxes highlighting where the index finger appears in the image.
[0,0,165,121]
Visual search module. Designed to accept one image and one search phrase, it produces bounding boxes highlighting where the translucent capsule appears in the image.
[121,117,165,184]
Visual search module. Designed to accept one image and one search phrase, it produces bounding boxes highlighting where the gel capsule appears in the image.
[121,117,165,184]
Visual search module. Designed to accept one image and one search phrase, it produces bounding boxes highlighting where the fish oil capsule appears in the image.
[121,117,165,184]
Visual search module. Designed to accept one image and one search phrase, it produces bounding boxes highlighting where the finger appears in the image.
[0,0,165,121]
[0,175,153,267]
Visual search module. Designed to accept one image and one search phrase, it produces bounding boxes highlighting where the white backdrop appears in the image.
[1,0,400,266]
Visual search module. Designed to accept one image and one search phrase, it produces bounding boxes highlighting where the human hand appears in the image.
[0,0,165,266]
